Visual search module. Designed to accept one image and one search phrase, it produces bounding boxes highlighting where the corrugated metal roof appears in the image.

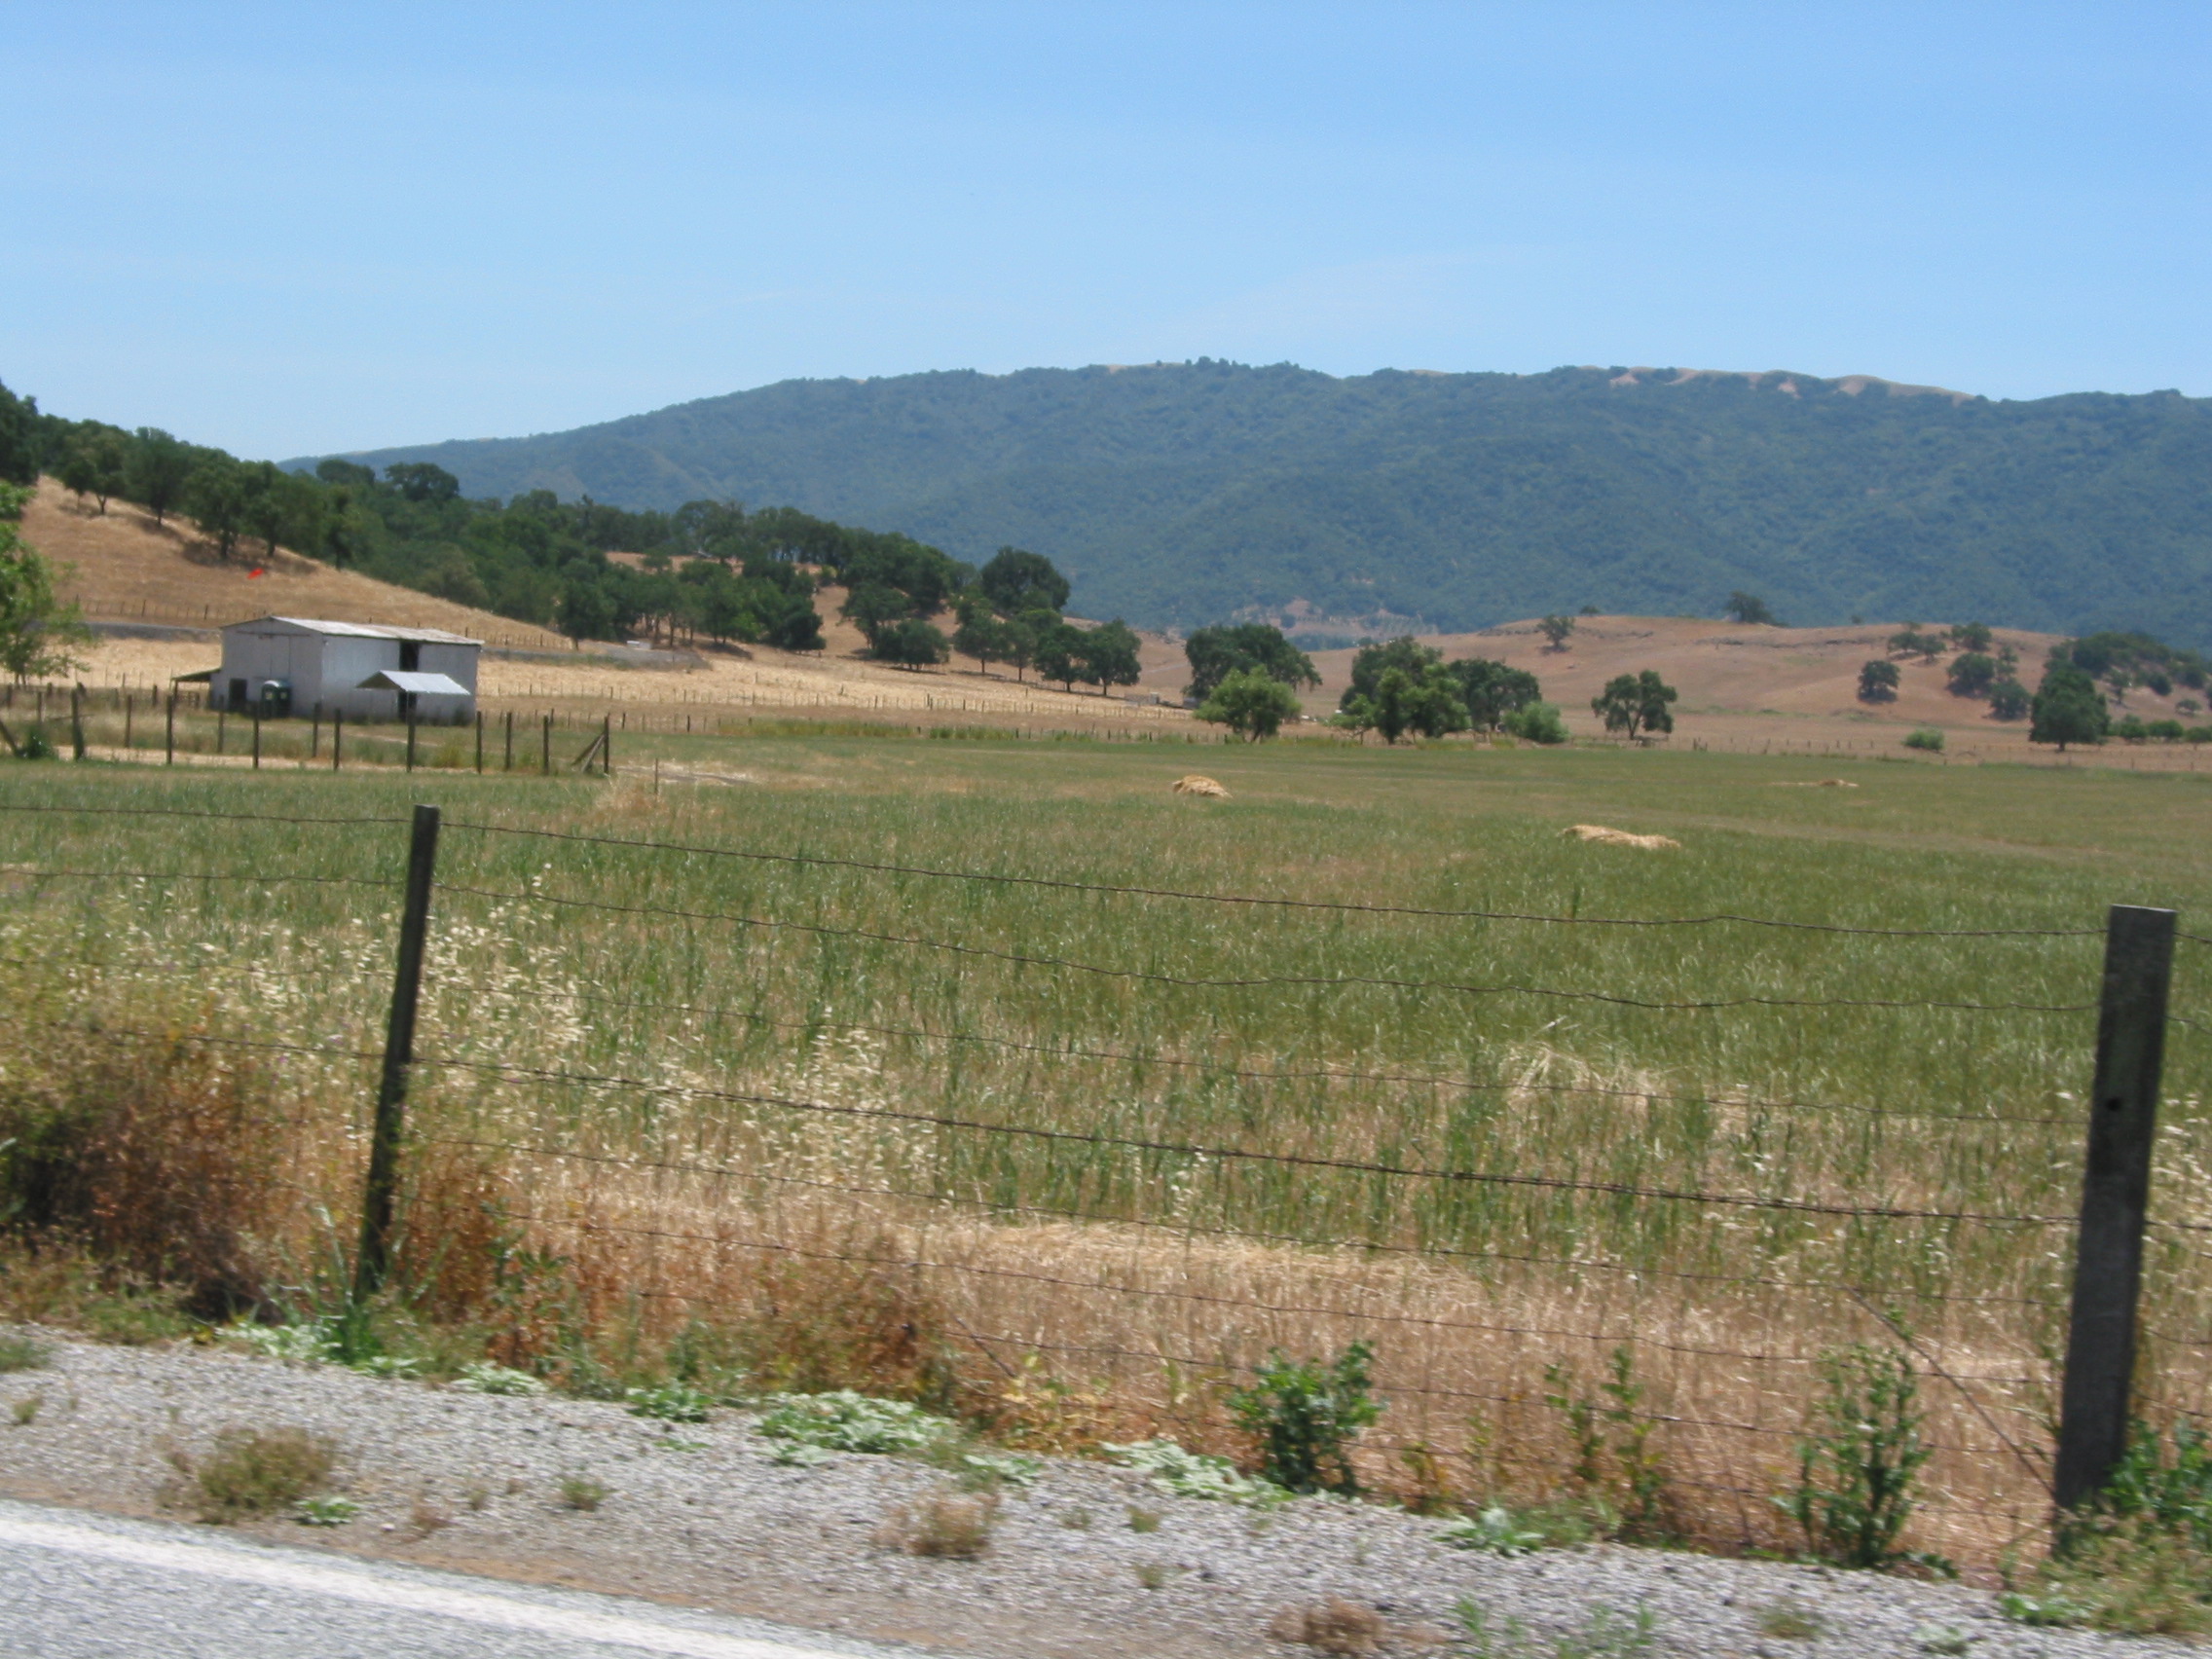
[357,670,473,697]
[224,615,482,645]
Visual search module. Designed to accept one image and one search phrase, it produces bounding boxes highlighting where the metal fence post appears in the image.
[2054,903,2177,1510]
[602,713,611,777]
[352,804,441,1304]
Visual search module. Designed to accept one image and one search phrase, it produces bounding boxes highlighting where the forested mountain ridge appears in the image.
[303,362,2212,645]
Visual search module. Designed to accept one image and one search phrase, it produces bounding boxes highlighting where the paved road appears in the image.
[0,1498,939,1659]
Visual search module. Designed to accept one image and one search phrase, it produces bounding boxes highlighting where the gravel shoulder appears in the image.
[0,1333,2177,1659]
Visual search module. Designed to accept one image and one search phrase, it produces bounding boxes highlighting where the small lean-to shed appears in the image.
[212,616,481,723]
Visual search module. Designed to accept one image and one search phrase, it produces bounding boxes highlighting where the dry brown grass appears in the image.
[1269,1598,1388,1655]
[875,1488,998,1558]
[24,480,568,648]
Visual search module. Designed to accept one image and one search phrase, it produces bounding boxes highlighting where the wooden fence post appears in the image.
[406,710,418,772]
[333,710,343,771]
[541,713,551,775]
[352,804,441,1304]
[503,710,513,772]
[70,685,86,761]
[165,692,174,765]
[251,707,262,770]
[474,710,484,774]
[2054,903,2178,1510]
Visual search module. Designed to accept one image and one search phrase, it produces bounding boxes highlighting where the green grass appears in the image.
[9,732,2212,1555]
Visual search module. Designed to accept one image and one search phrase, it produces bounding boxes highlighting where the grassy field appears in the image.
[6,730,2212,1563]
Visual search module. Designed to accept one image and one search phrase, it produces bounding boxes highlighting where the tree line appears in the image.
[0,378,1147,666]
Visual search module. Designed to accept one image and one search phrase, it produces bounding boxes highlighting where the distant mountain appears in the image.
[301,362,2212,645]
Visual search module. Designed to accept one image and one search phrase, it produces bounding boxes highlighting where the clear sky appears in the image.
[6,2,2204,460]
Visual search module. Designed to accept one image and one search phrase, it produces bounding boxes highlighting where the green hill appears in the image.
[303,362,2212,645]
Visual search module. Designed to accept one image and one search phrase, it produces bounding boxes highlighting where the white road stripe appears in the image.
[0,1510,858,1659]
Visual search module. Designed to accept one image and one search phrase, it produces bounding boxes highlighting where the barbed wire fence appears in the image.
[4,795,2207,1566]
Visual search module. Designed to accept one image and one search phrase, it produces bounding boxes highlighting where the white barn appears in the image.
[211,616,481,724]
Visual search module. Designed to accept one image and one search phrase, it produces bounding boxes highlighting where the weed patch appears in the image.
[171,1426,338,1524]
[875,1488,995,1558]
[558,1474,608,1512]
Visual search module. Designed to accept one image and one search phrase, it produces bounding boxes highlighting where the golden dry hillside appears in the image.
[23,479,571,648]
[24,480,1191,727]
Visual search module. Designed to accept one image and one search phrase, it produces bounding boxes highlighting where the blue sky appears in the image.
[6,2,2204,459]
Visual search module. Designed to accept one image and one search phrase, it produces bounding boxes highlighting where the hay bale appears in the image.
[1560,824,1680,851]
[1172,774,1231,798]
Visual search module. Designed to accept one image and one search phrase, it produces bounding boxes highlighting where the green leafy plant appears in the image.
[1999,1421,2212,1635]
[454,1361,547,1396]
[2001,1520,2212,1636]
[12,1391,43,1426]
[1227,1341,1382,1496]
[1781,1341,1949,1574]
[294,1494,358,1527]
[1913,1624,1973,1654]
[1454,1599,1657,1658]
[1542,1347,1671,1542]
[1436,1504,1549,1556]
[625,1382,712,1422]
[1902,727,1944,753]
[1105,1437,1290,1506]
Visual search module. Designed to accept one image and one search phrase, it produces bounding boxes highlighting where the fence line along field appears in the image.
[5,735,2212,1575]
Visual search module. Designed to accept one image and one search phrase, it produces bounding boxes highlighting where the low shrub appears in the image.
[0,1331,48,1372]
[1227,1341,1382,1496]
[172,1426,338,1524]
[558,1474,609,1512]
[1902,728,1944,753]
[1782,1341,1949,1575]
[875,1488,996,1558]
